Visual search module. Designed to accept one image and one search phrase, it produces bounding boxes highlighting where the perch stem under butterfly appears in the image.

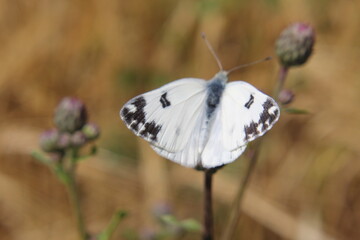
[203,169,215,240]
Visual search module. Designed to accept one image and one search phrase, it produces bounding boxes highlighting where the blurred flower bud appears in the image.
[140,228,157,240]
[276,23,315,67]
[278,89,295,105]
[152,202,172,219]
[54,97,87,133]
[82,123,100,141]
[71,131,87,147]
[40,129,60,152]
[57,132,72,149]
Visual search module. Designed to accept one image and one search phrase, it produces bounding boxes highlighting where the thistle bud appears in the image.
[82,123,100,141]
[276,23,315,67]
[71,131,87,147]
[57,133,72,149]
[152,202,172,219]
[40,129,60,152]
[278,89,295,105]
[54,97,87,133]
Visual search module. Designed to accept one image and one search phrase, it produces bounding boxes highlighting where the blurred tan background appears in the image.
[0,0,360,239]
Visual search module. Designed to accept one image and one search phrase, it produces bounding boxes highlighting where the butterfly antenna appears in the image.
[227,56,272,75]
[201,32,223,71]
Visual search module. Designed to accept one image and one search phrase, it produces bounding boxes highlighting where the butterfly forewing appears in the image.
[221,81,279,150]
[120,78,208,155]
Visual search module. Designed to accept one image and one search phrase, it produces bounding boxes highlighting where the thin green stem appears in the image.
[274,66,289,100]
[31,151,52,165]
[64,148,87,240]
[221,147,260,240]
[98,210,127,240]
[203,169,214,240]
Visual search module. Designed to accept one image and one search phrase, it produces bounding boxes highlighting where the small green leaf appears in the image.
[283,108,310,114]
[180,219,202,232]
[31,151,51,165]
[160,215,179,226]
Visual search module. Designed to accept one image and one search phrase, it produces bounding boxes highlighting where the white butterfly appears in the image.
[120,35,279,169]
[120,69,280,169]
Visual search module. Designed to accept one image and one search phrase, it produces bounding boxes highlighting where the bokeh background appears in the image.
[1,0,360,239]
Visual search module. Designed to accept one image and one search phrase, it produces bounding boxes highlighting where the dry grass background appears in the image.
[0,0,360,239]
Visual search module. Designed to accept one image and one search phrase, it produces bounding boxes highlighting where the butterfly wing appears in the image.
[120,78,208,167]
[201,81,280,168]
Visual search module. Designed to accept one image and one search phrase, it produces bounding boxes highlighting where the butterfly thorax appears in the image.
[205,71,227,118]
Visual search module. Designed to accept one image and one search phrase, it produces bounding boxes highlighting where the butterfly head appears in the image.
[214,70,229,84]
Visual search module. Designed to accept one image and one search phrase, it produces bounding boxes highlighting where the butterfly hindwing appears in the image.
[120,78,208,166]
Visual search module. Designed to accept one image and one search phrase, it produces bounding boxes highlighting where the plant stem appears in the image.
[274,66,289,100]
[64,148,87,240]
[98,210,127,240]
[221,147,260,240]
[203,169,214,240]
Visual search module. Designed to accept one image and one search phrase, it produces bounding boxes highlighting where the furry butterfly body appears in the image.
[120,70,280,169]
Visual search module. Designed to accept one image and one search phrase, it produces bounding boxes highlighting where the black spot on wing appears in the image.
[121,96,163,142]
[244,98,279,141]
[244,122,259,141]
[160,92,171,108]
[244,94,254,109]
[140,121,162,141]
[259,99,278,125]
[121,96,146,132]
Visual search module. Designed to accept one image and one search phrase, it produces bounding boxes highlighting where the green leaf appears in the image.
[160,215,179,226]
[180,219,202,232]
[283,108,310,114]
[31,151,51,165]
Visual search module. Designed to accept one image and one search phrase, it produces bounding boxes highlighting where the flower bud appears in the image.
[278,89,295,105]
[276,23,315,67]
[40,129,60,152]
[140,228,157,240]
[152,202,172,219]
[54,97,87,133]
[71,131,87,147]
[82,123,100,141]
[57,132,72,149]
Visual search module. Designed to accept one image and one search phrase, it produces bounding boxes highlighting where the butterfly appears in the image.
[120,38,280,170]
